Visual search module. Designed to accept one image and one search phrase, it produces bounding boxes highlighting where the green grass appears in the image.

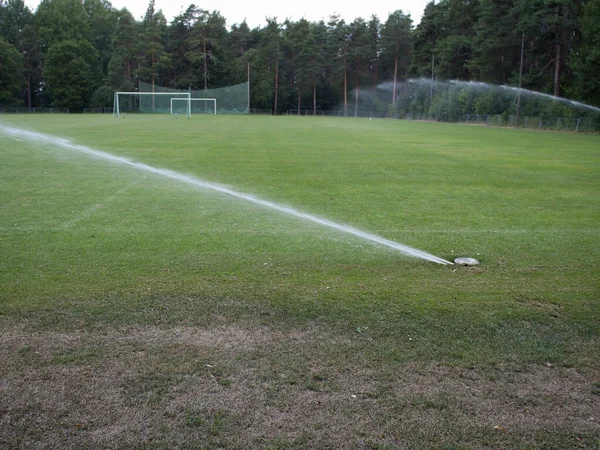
[1,114,599,447]
[1,114,598,361]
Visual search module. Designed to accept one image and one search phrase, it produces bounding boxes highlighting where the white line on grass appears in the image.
[59,177,145,229]
[0,124,453,265]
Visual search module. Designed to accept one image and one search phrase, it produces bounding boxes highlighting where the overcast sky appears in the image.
[24,0,431,28]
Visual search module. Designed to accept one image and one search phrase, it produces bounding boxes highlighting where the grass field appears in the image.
[1,114,599,448]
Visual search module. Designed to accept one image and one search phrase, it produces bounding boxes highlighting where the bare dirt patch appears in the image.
[1,323,598,448]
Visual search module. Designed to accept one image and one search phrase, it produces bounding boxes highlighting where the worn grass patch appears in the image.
[1,323,598,448]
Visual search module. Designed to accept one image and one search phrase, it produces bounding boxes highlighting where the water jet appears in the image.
[0,123,453,265]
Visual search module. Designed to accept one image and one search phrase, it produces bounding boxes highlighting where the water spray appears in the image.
[0,124,453,265]
[446,80,600,113]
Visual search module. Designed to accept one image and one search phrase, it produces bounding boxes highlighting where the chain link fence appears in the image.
[249,108,273,115]
[454,113,594,132]
[83,107,113,114]
[285,109,597,132]
[1,105,596,132]
[0,107,70,113]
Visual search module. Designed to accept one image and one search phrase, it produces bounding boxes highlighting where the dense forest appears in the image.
[1,0,599,117]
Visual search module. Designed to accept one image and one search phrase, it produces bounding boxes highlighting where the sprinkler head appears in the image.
[454,257,480,266]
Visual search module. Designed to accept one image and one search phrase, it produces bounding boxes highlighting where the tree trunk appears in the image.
[313,83,316,115]
[554,42,561,97]
[354,84,359,117]
[373,61,378,88]
[152,54,155,111]
[26,63,31,111]
[127,60,131,80]
[297,85,301,115]
[343,65,347,116]
[516,31,525,126]
[203,28,208,90]
[392,42,399,107]
[274,62,279,114]
[138,63,142,112]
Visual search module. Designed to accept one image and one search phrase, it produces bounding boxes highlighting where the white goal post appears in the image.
[113,92,191,118]
[171,98,217,115]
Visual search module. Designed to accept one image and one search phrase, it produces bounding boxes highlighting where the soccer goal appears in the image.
[171,98,217,115]
[113,92,191,118]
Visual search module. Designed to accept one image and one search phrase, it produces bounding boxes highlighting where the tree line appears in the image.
[1,0,599,114]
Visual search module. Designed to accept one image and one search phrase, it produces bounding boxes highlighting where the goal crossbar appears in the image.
[171,98,217,115]
[113,92,191,118]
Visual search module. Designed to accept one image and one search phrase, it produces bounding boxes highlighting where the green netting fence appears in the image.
[116,81,249,115]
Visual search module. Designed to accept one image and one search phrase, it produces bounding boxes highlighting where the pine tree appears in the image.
[84,0,119,76]
[106,9,138,91]
[164,5,202,89]
[0,36,23,105]
[348,18,371,116]
[381,10,413,106]
[568,0,600,106]
[0,0,39,108]
[137,1,170,98]
[260,18,282,113]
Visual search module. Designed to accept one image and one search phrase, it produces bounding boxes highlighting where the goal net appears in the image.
[113,92,191,118]
[171,98,217,115]
[113,81,248,118]
[139,81,248,115]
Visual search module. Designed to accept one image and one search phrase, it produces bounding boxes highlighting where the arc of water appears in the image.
[0,124,453,265]
[446,80,600,113]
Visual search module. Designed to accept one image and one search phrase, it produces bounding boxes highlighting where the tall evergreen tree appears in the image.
[326,15,351,114]
[0,0,31,45]
[470,0,520,85]
[307,21,327,114]
[516,0,583,97]
[185,10,228,89]
[568,0,600,106]
[0,0,39,108]
[228,20,253,86]
[84,0,118,76]
[230,20,252,58]
[381,10,413,106]
[348,18,371,116]
[435,0,480,80]
[260,17,282,113]
[409,2,440,78]
[106,8,137,91]
[283,18,311,113]
[0,36,23,105]
[137,0,170,95]
[367,15,381,88]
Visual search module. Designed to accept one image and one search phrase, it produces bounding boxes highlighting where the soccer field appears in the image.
[1,114,599,447]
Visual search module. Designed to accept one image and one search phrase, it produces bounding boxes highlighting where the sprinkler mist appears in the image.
[399,78,600,113]
[0,124,454,265]
[447,80,600,113]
